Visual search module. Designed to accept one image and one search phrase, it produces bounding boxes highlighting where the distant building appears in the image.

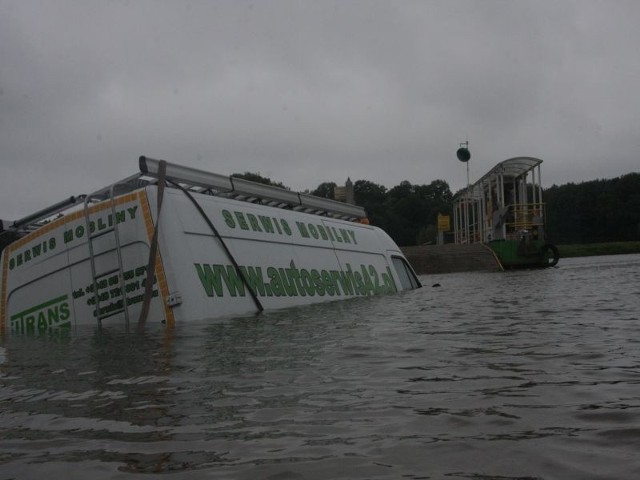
[334,178,355,204]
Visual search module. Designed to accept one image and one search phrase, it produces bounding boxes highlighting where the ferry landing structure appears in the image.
[452,157,560,269]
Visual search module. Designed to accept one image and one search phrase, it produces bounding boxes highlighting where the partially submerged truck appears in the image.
[1,157,421,335]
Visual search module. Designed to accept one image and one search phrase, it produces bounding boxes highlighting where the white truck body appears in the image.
[0,158,421,335]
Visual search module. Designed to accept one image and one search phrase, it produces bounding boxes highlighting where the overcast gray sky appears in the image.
[2,0,639,220]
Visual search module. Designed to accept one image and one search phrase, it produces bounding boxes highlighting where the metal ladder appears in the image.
[83,182,131,329]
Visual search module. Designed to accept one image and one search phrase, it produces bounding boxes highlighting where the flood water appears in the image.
[1,254,639,479]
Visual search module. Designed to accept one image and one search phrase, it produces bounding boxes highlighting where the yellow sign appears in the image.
[437,214,450,232]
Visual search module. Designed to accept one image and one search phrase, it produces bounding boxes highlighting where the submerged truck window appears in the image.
[392,257,421,290]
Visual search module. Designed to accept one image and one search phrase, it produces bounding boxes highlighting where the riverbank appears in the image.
[557,241,640,258]
[401,244,500,275]
[403,241,640,275]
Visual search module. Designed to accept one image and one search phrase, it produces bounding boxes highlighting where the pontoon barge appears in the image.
[453,156,560,269]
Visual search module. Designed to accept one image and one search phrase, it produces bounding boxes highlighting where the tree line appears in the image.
[545,173,640,244]
[2,170,636,256]
[233,172,453,246]
[233,171,640,247]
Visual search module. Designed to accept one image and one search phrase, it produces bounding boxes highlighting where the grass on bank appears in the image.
[557,241,640,258]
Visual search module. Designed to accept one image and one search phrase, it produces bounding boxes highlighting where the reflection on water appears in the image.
[1,254,639,479]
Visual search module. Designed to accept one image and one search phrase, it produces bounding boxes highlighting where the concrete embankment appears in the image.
[401,243,502,275]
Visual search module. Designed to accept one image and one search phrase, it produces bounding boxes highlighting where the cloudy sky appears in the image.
[1,0,639,220]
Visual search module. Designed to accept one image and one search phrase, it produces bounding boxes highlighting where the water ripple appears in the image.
[1,255,640,479]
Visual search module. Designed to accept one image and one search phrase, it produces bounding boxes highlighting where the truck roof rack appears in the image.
[1,156,367,243]
[139,156,366,221]
[1,196,86,237]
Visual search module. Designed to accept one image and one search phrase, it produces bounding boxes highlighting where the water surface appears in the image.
[1,254,639,479]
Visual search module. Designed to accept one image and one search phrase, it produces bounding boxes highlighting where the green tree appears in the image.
[416,224,438,245]
[353,180,387,227]
[231,172,288,189]
[311,182,337,199]
[545,172,640,243]
[380,180,453,246]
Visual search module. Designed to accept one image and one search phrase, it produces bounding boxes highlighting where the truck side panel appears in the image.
[1,191,170,335]
[153,188,409,321]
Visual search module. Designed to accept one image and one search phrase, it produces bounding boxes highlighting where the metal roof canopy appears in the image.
[453,157,543,200]
[477,157,543,185]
